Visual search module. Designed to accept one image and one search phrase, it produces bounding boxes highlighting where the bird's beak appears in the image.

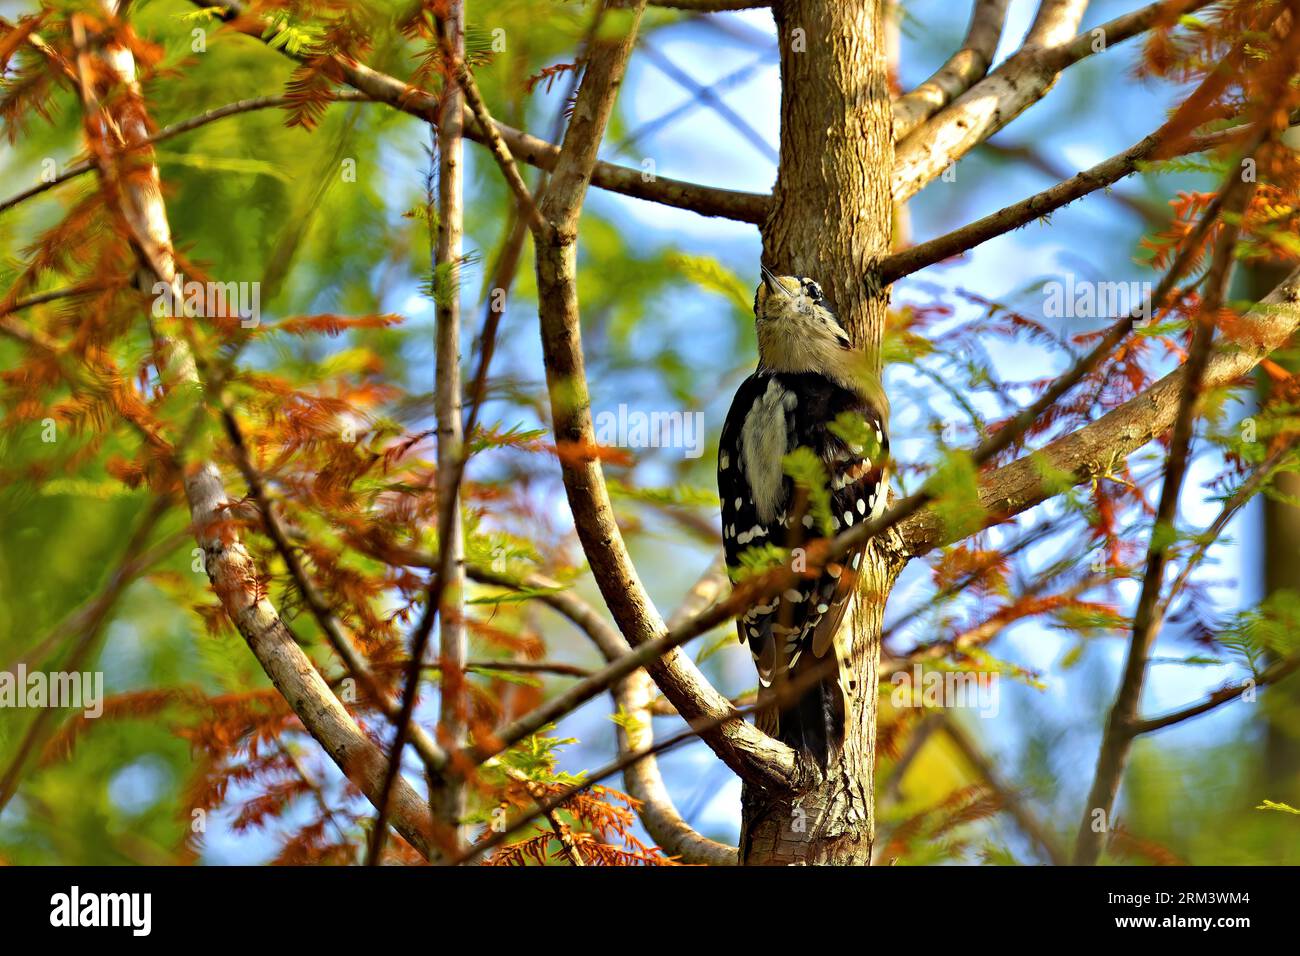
[761,270,779,293]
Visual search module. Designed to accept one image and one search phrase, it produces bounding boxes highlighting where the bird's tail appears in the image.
[757,663,845,769]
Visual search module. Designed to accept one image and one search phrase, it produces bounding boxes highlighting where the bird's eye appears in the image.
[803,280,823,300]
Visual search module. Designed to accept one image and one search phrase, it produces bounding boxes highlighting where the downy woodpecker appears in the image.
[718,269,890,768]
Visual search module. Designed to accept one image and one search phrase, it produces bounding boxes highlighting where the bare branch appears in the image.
[880,123,1231,284]
[1131,655,1300,735]
[892,0,1215,204]
[1023,0,1090,49]
[429,0,471,855]
[892,0,1010,141]
[441,30,547,236]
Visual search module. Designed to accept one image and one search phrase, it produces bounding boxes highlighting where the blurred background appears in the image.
[1,0,1296,864]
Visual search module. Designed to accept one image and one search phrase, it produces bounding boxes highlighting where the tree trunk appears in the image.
[744,0,897,866]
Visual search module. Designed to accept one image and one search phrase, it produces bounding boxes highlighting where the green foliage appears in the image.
[929,450,984,542]
[726,541,790,584]
[1257,799,1300,815]
[1218,590,1300,675]
[828,410,883,461]
[606,477,720,509]
[782,446,834,537]
[261,12,322,55]
[667,252,754,316]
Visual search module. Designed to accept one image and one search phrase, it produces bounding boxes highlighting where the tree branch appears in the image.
[1130,654,1300,735]
[892,0,1010,141]
[891,0,1214,204]
[894,125,1272,559]
[880,125,1228,285]
[429,0,471,854]
[449,664,832,865]
[898,266,1300,559]
[219,408,449,778]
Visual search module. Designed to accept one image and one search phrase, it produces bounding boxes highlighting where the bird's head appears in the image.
[753,268,880,404]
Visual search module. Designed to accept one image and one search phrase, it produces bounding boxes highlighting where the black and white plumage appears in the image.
[718,271,889,768]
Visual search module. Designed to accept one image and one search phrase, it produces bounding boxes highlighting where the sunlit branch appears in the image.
[892,0,1009,141]
[892,0,1217,204]
[219,408,449,777]
[427,0,472,859]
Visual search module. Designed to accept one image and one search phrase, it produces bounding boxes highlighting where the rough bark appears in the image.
[746,0,897,865]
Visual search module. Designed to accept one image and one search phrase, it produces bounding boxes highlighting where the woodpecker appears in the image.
[718,268,890,769]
